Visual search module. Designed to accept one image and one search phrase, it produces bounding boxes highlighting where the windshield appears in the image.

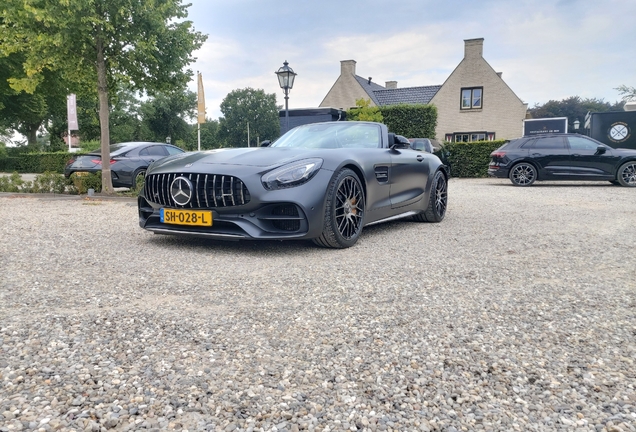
[271,122,381,149]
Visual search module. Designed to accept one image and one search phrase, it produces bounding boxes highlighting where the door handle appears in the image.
[532,153,542,156]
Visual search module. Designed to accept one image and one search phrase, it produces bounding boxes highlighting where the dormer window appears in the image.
[461,87,482,109]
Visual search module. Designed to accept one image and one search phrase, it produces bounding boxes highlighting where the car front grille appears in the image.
[144,173,250,209]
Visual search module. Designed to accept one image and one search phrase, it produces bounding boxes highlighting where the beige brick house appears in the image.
[319,38,528,141]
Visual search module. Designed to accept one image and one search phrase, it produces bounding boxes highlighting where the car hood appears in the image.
[149,147,321,174]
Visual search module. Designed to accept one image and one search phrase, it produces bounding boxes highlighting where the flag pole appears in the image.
[196,71,205,151]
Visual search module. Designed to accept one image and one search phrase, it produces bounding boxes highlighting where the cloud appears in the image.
[187,0,636,119]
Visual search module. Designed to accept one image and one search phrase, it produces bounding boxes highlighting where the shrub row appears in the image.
[2,139,507,179]
[435,139,507,177]
[380,104,438,139]
[0,152,76,174]
[0,171,103,195]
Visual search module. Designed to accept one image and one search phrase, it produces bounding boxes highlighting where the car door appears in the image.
[139,145,169,165]
[566,136,619,179]
[525,136,570,179]
[389,147,430,209]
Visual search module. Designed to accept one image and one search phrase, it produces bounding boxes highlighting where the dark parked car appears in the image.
[488,133,636,187]
[138,121,448,248]
[65,142,185,188]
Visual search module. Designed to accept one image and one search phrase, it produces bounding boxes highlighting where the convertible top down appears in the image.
[138,121,448,248]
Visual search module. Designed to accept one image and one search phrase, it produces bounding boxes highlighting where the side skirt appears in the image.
[364,211,418,227]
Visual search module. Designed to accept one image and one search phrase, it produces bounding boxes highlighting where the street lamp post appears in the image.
[275,60,297,134]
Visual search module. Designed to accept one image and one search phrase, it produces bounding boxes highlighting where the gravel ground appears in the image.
[0,178,635,432]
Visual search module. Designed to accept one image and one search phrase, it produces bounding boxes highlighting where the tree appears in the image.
[0,53,68,147]
[218,88,280,148]
[0,1,206,193]
[140,90,196,144]
[529,96,624,132]
[182,119,220,151]
[346,98,383,122]
[616,85,636,102]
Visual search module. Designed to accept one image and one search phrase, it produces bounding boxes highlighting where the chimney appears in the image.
[341,60,356,76]
[385,81,397,89]
[368,77,372,84]
[464,38,484,59]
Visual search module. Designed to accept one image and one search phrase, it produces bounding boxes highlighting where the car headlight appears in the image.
[262,158,323,190]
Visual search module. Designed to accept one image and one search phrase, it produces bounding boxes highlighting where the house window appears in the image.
[453,131,494,142]
[461,87,482,109]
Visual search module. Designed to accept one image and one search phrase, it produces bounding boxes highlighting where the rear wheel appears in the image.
[414,170,447,222]
[313,168,365,248]
[132,169,146,190]
[509,162,537,186]
[616,161,636,187]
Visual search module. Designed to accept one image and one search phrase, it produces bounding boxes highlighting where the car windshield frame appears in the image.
[271,123,382,149]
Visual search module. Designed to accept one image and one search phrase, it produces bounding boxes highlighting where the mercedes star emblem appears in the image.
[170,176,193,206]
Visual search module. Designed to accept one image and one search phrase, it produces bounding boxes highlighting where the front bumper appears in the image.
[138,169,333,241]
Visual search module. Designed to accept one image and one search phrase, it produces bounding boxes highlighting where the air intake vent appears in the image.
[144,173,250,209]
[374,166,389,183]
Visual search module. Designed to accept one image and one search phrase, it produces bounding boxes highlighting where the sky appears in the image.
[184,0,636,120]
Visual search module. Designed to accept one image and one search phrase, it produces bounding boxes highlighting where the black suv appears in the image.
[488,133,636,187]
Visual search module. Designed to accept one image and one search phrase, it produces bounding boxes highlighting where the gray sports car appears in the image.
[138,121,448,248]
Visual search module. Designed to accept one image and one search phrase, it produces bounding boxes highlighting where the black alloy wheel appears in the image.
[414,170,447,222]
[617,161,636,187]
[132,169,146,189]
[509,162,537,186]
[313,168,365,248]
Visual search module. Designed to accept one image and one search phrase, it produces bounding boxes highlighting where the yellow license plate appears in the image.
[74,171,89,177]
[160,209,212,227]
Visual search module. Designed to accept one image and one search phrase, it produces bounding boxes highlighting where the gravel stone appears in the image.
[1,178,635,431]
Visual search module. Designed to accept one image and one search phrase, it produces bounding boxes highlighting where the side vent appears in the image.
[374,166,389,183]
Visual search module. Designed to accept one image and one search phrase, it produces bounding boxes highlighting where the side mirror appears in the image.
[391,134,411,150]
[595,146,606,155]
[260,140,271,147]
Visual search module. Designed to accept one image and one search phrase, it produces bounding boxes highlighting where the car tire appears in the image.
[313,168,365,248]
[132,169,146,189]
[616,161,636,187]
[509,162,537,186]
[413,170,447,222]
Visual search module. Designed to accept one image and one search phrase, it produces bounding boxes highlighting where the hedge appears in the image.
[379,104,437,139]
[436,139,507,177]
[0,152,77,173]
[1,139,509,178]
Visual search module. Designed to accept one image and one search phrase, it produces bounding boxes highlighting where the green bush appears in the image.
[0,152,76,173]
[346,98,383,122]
[80,140,101,152]
[440,139,507,177]
[379,104,437,139]
[33,172,68,194]
[0,171,69,193]
[0,172,23,192]
[68,172,102,195]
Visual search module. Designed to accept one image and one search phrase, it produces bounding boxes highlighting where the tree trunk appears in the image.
[25,124,39,146]
[96,35,114,194]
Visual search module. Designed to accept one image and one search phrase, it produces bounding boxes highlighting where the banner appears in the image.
[197,72,206,124]
[67,94,78,130]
